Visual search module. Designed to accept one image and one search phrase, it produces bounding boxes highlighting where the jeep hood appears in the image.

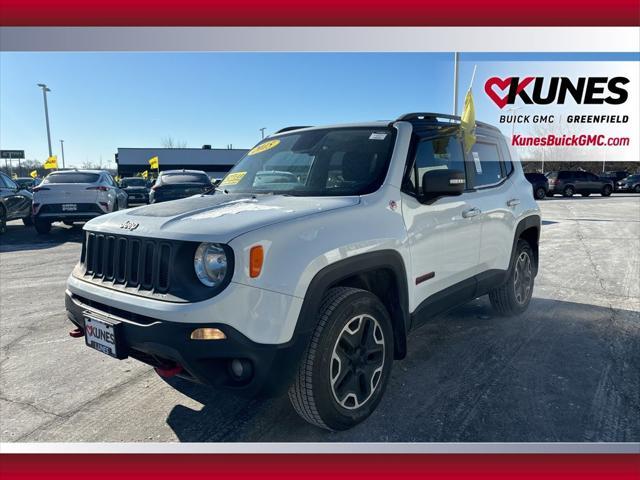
[84,193,359,242]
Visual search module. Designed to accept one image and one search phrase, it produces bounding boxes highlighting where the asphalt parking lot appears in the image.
[1,195,639,442]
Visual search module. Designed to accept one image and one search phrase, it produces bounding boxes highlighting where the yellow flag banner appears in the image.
[141,170,148,179]
[460,89,476,153]
[148,156,159,170]
[11,173,17,180]
[44,156,58,170]
[30,170,38,179]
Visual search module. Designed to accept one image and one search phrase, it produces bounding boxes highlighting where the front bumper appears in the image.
[65,290,308,397]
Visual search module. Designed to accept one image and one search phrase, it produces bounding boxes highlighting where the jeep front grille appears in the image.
[81,232,172,293]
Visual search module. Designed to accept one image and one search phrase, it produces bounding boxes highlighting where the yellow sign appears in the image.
[30,170,38,179]
[219,171,247,186]
[141,170,149,179]
[44,155,58,170]
[149,156,159,170]
[248,139,280,156]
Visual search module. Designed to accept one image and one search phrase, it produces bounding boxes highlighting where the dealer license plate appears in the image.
[84,315,120,358]
[62,203,78,212]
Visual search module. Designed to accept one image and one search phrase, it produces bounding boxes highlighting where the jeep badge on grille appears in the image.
[120,220,139,231]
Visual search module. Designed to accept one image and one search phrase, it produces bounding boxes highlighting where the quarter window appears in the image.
[468,142,503,188]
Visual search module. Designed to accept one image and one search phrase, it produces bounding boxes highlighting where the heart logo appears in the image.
[484,76,534,109]
[86,325,93,336]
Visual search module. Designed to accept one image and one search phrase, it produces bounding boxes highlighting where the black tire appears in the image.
[634,185,640,193]
[22,215,33,226]
[288,287,394,431]
[581,193,590,197]
[34,218,52,234]
[601,185,612,197]
[0,206,7,234]
[534,187,546,200]
[562,185,575,197]
[489,239,535,316]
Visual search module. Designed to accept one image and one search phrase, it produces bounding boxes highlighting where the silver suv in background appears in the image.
[546,170,613,197]
[33,170,128,234]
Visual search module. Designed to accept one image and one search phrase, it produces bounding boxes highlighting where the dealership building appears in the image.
[115,146,248,179]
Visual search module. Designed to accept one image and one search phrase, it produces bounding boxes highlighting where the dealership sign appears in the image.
[0,149,25,159]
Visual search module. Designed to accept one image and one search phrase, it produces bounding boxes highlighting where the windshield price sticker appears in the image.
[220,171,247,186]
[248,139,281,156]
[472,151,482,174]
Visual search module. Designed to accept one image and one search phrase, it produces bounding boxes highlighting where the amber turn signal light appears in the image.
[249,245,264,278]
[190,328,226,340]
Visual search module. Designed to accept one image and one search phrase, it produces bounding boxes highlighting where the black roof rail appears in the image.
[274,126,313,134]
[395,112,500,132]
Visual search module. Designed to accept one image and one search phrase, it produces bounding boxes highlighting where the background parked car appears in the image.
[14,177,39,192]
[546,170,613,197]
[32,169,128,234]
[618,174,640,193]
[524,172,549,200]
[149,169,211,203]
[600,170,629,191]
[119,177,150,204]
[0,172,33,233]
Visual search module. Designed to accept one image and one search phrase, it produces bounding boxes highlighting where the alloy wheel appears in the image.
[513,251,533,305]
[330,314,385,410]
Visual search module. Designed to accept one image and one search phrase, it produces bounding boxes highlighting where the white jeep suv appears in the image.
[65,113,541,430]
[33,169,128,234]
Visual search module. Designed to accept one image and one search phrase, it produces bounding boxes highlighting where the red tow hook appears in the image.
[155,365,183,378]
[69,327,84,338]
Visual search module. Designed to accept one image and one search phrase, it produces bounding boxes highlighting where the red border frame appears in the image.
[1,0,639,26]
[1,454,639,479]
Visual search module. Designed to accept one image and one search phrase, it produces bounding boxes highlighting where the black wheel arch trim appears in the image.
[509,214,541,276]
[294,249,410,360]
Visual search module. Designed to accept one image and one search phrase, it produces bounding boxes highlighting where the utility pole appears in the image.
[60,140,66,169]
[452,52,459,116]
[260,127,266,140]
[37,84,53,157]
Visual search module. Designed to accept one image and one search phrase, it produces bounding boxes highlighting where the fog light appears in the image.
[190,328,226,340]
[228,358,253,382]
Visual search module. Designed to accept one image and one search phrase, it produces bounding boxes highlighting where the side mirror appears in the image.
[420,169,465,202]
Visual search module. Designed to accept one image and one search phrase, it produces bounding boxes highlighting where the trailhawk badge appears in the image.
[120,220,139,231]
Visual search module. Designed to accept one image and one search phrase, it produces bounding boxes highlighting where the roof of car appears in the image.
[160,169,208,174]
[47,169,108,174]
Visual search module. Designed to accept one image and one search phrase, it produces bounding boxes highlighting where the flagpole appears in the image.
[468,65,477,92]
[453,52,459,116]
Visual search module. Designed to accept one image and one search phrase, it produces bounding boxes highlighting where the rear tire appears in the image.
[534,187,546,200]
[634,185,640,193]
[489,239,535,316]
[34,218,52,234]
[601,185,612,196]
[288,287,393,431]
[562,185,575,197]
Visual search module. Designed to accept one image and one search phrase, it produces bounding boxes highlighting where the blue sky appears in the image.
[1,52,637,167]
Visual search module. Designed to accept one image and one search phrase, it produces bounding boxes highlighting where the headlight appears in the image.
[194,243,228,287]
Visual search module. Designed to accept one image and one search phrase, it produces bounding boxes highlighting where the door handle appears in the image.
[462,207,481,218]
[507,198,521,207]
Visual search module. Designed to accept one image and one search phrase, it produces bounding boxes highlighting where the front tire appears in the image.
[563,185,575,197]
[489,239,535,316]
[534,187,546,200]
[634,185,640,193]
[288,287,393,431]
[601,185,612,196]
[34,218,52,234]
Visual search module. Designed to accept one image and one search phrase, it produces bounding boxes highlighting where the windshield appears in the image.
[43,172,100,184]
[160,173,210,185]
[122,178,146,187]
[218,127,395,196]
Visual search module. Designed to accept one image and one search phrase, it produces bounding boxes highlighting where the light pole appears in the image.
[60,140,66,169]
[37,84,53,157]
[259,127,266,140]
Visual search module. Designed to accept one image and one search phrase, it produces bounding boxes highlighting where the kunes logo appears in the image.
[484,76,630,109]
